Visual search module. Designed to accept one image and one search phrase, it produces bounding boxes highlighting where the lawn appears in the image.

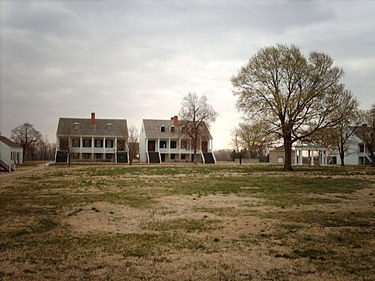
[0,163,374,280]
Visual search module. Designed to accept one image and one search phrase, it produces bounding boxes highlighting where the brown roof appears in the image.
[142,119,212,139]
[57,118,128,137]
[0,136,22,148]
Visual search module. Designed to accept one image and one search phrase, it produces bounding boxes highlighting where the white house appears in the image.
[139,116,216,164]
[330,125,373,165]
[55,113,129,163]
[0,136,23,171]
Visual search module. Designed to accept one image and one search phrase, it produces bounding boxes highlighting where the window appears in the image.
[72,153,80,159]
[171,154,176,160]
[72,122,80,130]
[106,139,114,148]
[72,139,80,147]
[105,123,113,132]
[160,140,167,148]
[105,154,114,160]
[170,126,175,133]
[181,140,188,149]
[170,140,177,149]
[95,139,103,147]
[83,139,92,148]
[160,126,165,132]
[83,153,91,159]
[96,153,103,160]
[181,154,186,160]
[117,140,126,151]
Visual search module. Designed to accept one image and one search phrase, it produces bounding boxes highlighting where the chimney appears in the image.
[91,112,96,124]
[171,115,178,126]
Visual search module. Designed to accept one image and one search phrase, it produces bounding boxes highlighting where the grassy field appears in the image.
[0,163,374,280]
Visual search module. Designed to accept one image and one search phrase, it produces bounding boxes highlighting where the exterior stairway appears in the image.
[202,152,216,164]
[117,152,129,163]
[56,151,68,163]
[148,152,161,163]
[0,158,15,171]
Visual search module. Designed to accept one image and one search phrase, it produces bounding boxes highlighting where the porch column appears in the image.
[310,150,314,166]
[115,137,118,163]
[80,136,83,160]
[92,137,94,160]
[299,148,303,165]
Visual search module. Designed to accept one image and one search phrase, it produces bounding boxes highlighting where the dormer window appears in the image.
[72,122,80,130]
[160,125,165,132]
[105,123,113,132]
[170,126,175,133]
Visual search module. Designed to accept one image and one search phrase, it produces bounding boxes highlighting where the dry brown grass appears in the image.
[0,163,374,280]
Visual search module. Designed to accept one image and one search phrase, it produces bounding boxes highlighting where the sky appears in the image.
[1,0,375,150]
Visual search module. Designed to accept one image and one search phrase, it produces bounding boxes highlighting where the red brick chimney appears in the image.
[91,112,96,124]
[171,115,178,126]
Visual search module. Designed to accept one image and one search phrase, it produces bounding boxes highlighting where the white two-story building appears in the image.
[139,116,216,164]
[55,113,129,163]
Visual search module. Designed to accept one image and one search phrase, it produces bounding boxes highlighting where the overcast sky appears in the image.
[1,0,374,149]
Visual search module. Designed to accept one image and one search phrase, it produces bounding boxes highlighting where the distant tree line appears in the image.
[10,122,55,161]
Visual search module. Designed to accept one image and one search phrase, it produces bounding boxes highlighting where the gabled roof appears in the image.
[142,119,212,139]
[57,118,128,137]
[0,136,22,148]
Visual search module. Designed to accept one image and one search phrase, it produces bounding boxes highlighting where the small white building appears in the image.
[139,116,216,164]
[0,136,23,171]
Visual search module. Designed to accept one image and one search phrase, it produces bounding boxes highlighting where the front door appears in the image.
[160,153,166,162]
[148,140,156,152]
[202,141,208,153]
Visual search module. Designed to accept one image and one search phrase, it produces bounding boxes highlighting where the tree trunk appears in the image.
[339,150,345,166]
[283,135,293,171]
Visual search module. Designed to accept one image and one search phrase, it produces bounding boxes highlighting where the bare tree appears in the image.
[179,92,218,164]
[311,88,361,166]
[232,44,349,171]
[231,127,243,164]
[11,123,42,160]
[235,120,274,160]
[128,126,139,165]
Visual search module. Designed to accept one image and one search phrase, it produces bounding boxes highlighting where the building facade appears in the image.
[55,113,129,163]
[139,116,216,164]
[330,125,373,165]
[0,136,23,171]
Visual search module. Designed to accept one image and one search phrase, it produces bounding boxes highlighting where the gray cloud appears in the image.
[1,0,374,149]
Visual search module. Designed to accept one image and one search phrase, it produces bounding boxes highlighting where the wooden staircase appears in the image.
[0,157,16,172]
[117,152,129,163]
[202,152,216,164]
[148,152,161,163]
[56,151,68,163]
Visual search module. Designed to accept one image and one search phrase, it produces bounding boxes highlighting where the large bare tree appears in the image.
[11,122,42,160]
[179,92,218,164]
[232,44,348,171]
